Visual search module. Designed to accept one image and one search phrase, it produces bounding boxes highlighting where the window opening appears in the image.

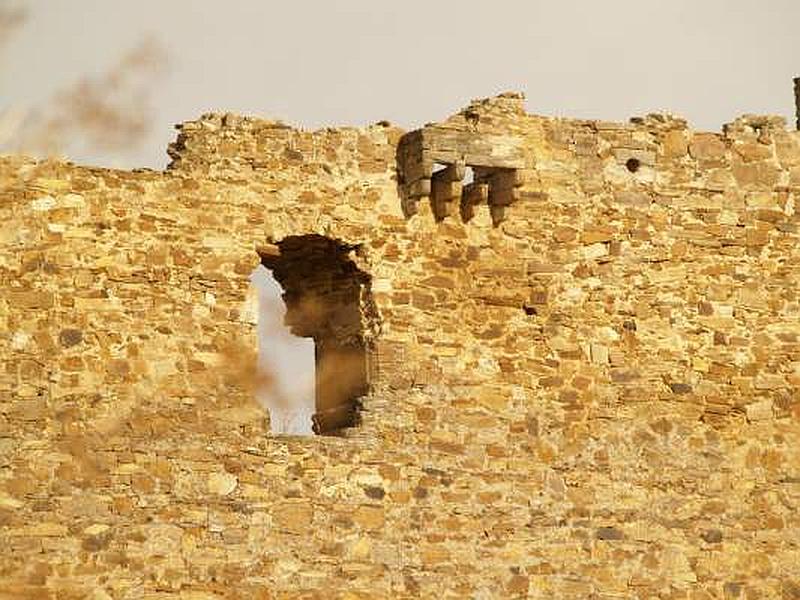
[258,235,377,435]
[249,265,314,435]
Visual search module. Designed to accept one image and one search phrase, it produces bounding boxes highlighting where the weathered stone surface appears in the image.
[273,501,314,534]
[1,88,800,598]
[689,133,727,161]
[207,471,238,495]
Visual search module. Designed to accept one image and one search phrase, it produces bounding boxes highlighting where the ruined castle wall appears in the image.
[1,95,799,598]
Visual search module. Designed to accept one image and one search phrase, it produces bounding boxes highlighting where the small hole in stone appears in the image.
[523,305,537,316]
[625,158,640,173]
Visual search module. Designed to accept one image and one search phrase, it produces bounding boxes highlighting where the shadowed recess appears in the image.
[258,234,378,435]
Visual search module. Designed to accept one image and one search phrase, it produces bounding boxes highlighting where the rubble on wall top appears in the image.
[170,88,797,155]
[723,114,788,136]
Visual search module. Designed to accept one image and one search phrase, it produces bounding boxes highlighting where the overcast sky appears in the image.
[3,0,798,432]
[4,0,799,169]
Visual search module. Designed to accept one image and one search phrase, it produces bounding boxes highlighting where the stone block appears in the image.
[273,501,314,534]
[689,134,727,161]
[208,472,238,495]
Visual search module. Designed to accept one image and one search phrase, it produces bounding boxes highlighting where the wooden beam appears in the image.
[256,243,281,258]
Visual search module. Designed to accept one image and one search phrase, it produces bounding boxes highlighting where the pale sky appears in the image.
[4,0,799,168]
[3,0,798,432]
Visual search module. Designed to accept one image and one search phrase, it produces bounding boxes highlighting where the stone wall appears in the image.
[1,91,800,598]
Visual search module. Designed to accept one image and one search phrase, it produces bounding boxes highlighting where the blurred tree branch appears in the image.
[0,5,26,51]
[0,4,168,160]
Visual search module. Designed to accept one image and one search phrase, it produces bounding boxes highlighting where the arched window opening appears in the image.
[257,235,377,435]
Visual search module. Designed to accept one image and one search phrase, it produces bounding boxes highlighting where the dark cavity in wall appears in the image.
[259,235,378,435]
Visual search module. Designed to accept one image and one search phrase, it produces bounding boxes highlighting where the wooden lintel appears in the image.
[257,243,281,258]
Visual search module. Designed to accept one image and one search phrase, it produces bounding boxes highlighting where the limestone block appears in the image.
[273,501,314,534]
[746,400,773,421]
[207,471,238,495]
[689,134,727,161]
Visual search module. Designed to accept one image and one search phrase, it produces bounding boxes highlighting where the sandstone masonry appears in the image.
[1,90,800,598]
